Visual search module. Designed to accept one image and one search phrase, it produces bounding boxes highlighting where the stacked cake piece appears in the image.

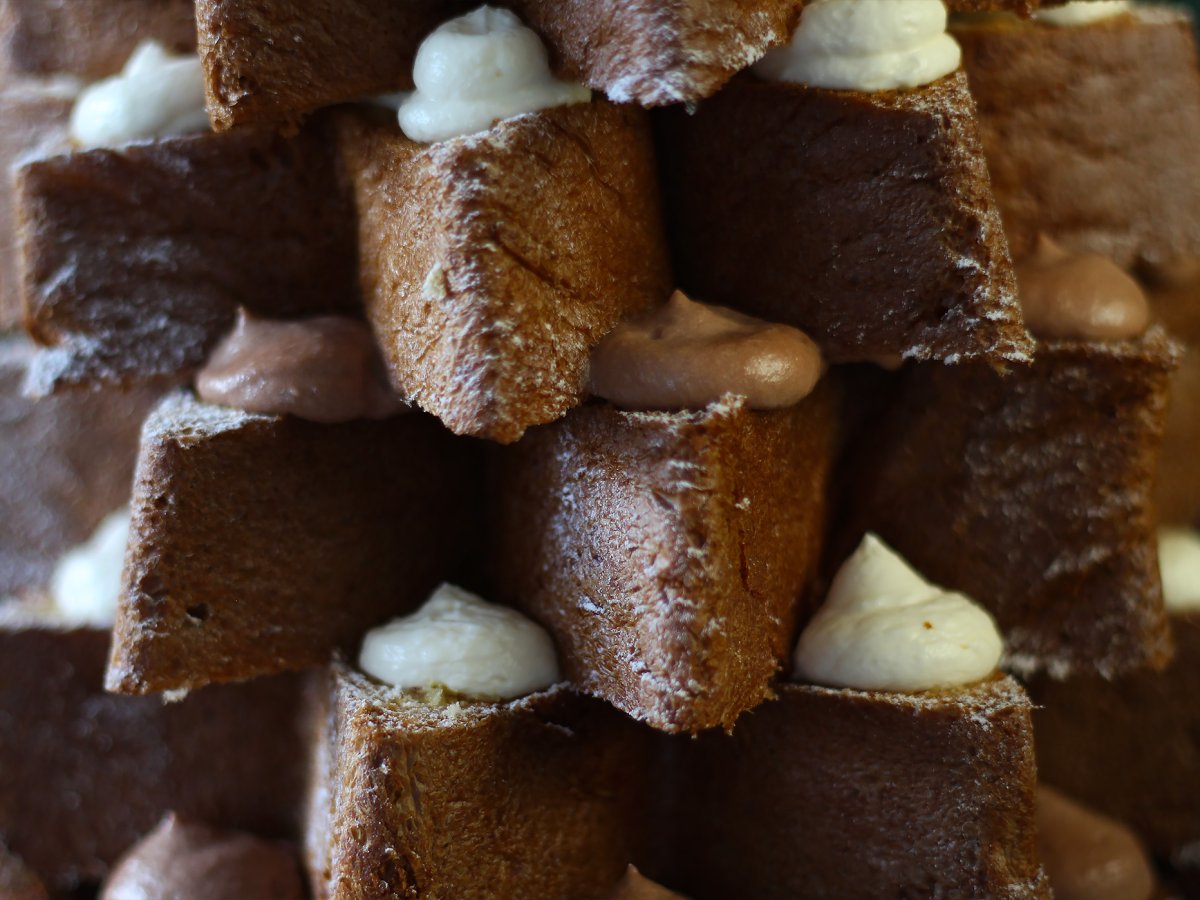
[1,0,1199,897]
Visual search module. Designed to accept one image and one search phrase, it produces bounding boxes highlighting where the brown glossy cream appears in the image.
[608,865,689,900]
[196,309,405,423]
[99,814,304,900]
[1016,236,1149,342]
[588,291,823,411]
[1036,786,1155,900]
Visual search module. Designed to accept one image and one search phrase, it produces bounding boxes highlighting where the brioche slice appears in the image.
[840,329,1178,677]
[17,124,357,393]
[107,392,481,695]
[954,6,1200,270]
[0,0,196,81]
[1028,612,1200,875]
[0,600,308,890]
[0,336,161,598]
[196,0,472,131]
[668,676,1047,898]
[493,387,838,733]
[659,71,1031,365]
[306,663,655,899]
[336,101,670,443]
[0,79,74,327]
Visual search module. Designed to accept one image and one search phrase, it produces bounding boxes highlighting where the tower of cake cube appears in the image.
[1,0,1198,897]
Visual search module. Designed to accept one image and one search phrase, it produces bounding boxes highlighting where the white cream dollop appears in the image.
[755,0,961,92]
[358,583,560,700]
[397,6,591,143]
[794,534,1003,692]
[50,507,131,628]
[1159,527,1200,612]
[1036,1,1132,27]
[70,40,210,148]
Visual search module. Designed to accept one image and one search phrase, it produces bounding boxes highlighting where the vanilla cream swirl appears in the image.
[755,0,961,92]
[358,584,561,701]
[70,41,209,148]
[50,507,131,628]
[1159,528,1200,612]
[1036,1,1132,28]
[398,6,591,143]
[794,534,1003,692]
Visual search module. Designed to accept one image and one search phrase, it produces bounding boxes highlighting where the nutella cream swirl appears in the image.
[196,310,404,424]
[588,291,823,411]
[99,814,305,900]
[1016,236,1149,341]
[1036,787,1156,900]
[608,866,689,900]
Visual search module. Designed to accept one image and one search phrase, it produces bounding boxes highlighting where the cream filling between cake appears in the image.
[49,506,130,628]
[794,533,1003,691]
[358,583,561,700]
[69,40,209,148]
[754,0,961,92]
[398,6,591,143]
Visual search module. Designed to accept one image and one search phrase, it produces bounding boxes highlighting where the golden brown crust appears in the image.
[492,387,838,733]
[1029,613,1200,864]
[839,329,1179,678]
[0,0,196,81]
[666,675,1048,898]
[0,605,309,890]
[197,0,472,132]
[0,81,73,329]
[17,125,358,394]
[0,336,163,597]
[955,7,1200,270]
[309,665,656,900]
[659,71,1032,365]
[107,393,483,695]
[337,101,671,443]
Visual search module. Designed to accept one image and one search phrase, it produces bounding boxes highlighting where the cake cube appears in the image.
[954,6,1200,270]
[1028,611,1200,875]
[16,124,357,393]
[0,79,74,327]
[335,101,671,442]
[306,662,655,899]
[107,392,481,695]
[667,676,1048,898]
[0,601,308,890]
[0,0,196,81]
[0,336,161,597]
[493,387,838,733]
[839,329,1178,677]
[658,70,1031,365]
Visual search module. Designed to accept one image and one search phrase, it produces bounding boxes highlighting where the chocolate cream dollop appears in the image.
[1036,787,1156,900]
[1016,236,1150,342]
[588,291,823,411]
[607,865,689,900]
[196,310,405,424]
[99,814,305,900]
